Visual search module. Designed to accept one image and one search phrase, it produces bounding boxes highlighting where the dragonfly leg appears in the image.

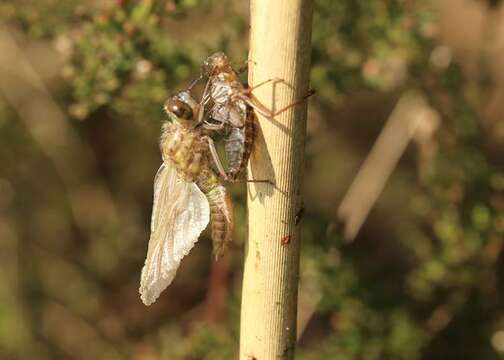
[228,178,273,185]
[202,119,226,131]
[202,135,229,180]
[270,88,315,116]
[244,78,283,93]
[243,89,315,118]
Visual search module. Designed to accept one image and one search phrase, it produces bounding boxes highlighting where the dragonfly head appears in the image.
[201,52,232,76]
[164,91,199,126]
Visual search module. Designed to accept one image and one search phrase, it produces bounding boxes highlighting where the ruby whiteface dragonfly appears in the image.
[139,90,234,306]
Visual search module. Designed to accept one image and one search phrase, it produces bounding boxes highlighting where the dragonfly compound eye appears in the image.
[165,98,194,120]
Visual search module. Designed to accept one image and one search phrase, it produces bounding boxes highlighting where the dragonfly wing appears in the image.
[140,162,210,306]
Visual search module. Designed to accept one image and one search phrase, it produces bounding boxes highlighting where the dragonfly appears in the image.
[139,90,234,306]
[197,52,314,180]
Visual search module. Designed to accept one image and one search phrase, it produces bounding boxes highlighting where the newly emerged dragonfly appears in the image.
[139,91,233,306]
[198,52,313,180]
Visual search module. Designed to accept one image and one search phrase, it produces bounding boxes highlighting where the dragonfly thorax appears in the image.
[161,120,208,182]
[208,74,247,128]
[201,52,233,77]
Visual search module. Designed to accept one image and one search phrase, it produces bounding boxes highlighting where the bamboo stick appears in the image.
[240,1,313,359]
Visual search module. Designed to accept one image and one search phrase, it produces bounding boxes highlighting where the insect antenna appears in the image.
[187,75,203,91]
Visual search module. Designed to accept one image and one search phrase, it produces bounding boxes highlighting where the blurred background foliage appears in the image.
[1,0,504,359]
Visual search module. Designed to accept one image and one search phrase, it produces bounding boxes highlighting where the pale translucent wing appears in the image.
[140,161,210,306]
[150,163,166,233]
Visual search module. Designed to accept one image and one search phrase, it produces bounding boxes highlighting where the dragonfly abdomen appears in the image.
[197,170,234,259]
[225,127,245,175]
[225,108,256,180]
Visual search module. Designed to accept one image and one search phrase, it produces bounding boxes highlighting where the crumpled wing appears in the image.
[139,162,210,306]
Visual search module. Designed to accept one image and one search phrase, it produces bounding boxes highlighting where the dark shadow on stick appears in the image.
[248,78,310,135]
[248,120,276,203]
[247,77,309,201]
